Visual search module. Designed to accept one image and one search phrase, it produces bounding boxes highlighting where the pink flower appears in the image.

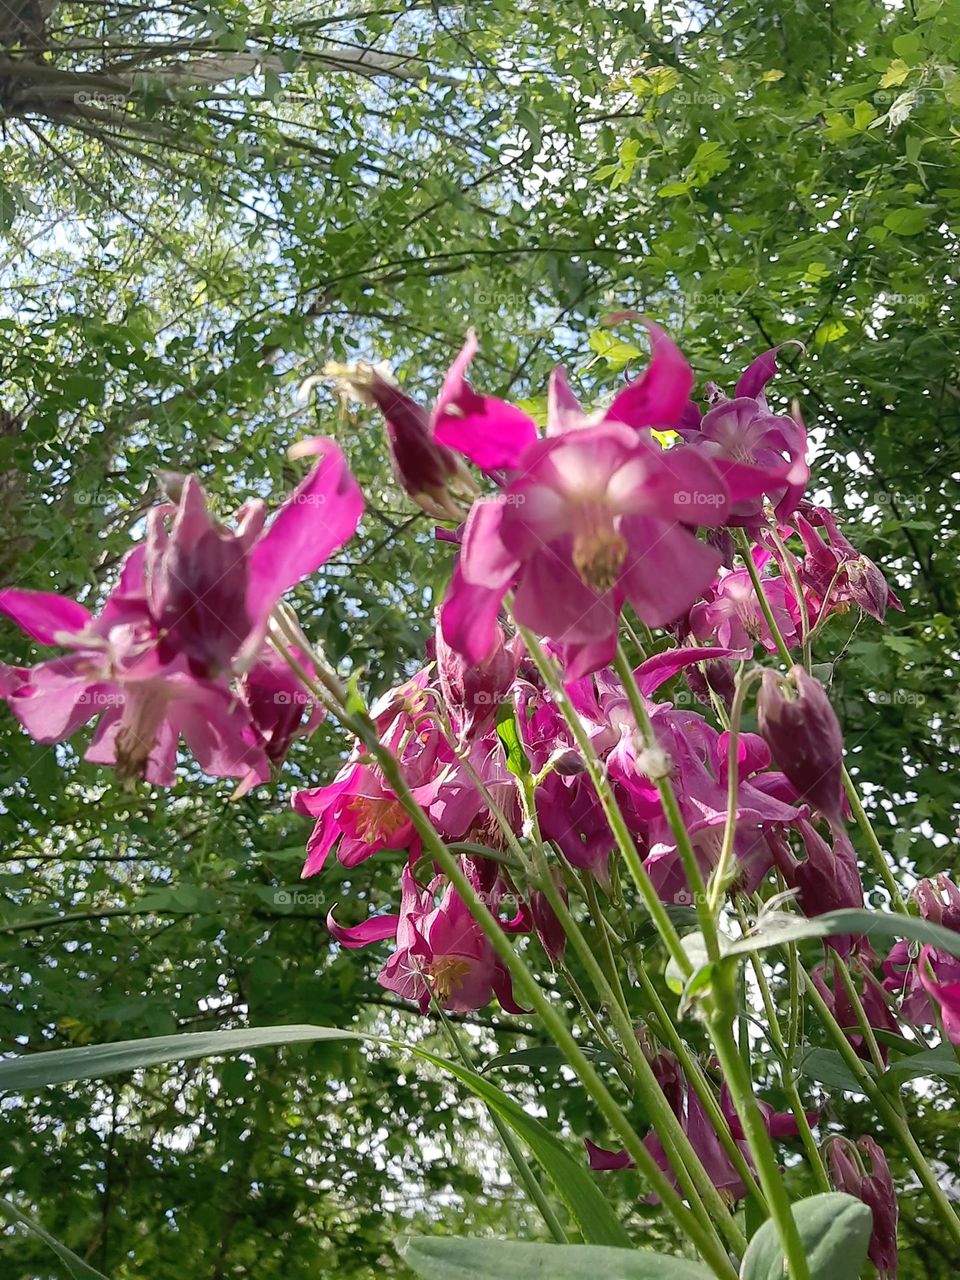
[328,862,525,1015]
[794,505,903,624]
[436,324,729,678]
[882,876,960,1030]
[147,440,363,675]
[678,344,809,525]
[689,562,801,656]
[917,946,960,1045]
[324,358,480,519]
[0,441,362,786]
[756,666,844,826]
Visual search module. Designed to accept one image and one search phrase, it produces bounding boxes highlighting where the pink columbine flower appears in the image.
[0,441,362,785]
[587,1049,808,1205]
[826,1136,899,1279]
[688,561,801,656]
[435,607,519,742]
[882,876,960,1029]
[770,820,865,956]
[328,862,525,1015]
[436,324,730,678]
[678,343,810,525]
[812,956,901,1064]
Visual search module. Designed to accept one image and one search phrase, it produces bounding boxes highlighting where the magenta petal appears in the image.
[327,908,400,948]
[546,366,586,435]
[734,341,803,400]
[0,588,93,645]
[603,320,694,431]
[4,661,108,741]
[634,646,736,697]
[585,1139,635,1171]
[440,558,510,665]
[243,439,363,650]
[432,331,540,470]
[621,517,722,628]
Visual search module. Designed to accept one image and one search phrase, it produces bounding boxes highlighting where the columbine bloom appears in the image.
[435,607,518,742]
[771,820,865,955]
[689,561,801,656]
[0,441,362,786]
[826,1136,899,1279]
[756,666,844,826]
[882,875,960,1031]
[437,323,730,678]
[328,862,524,1015]
[677,344,809,525]
[812,956,900,1064]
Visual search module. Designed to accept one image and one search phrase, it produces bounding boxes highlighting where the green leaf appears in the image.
[0,1025,359,1091]
[0,1197,109,1280]
[400,1238,713,1279]
[884,1044,960,1082]
[495,703,531,779]
[412,1050,632,1248]
[883,207,928,235]
[796,1047,871,1094]
[740,1193,872,1280]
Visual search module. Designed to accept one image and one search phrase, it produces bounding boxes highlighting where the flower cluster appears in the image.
[0,441,362,787]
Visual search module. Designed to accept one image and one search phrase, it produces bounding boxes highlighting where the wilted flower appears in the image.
[324,356,480,520]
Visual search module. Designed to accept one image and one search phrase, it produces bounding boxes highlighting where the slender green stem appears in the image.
[526,836,746,1256]
[612,644,717,959]
[803,970,960,1245]
[635,965,767,1213]
[514,621,692,978]
[708,668,763,912]
[842,767,909,912]
[737,529,793,667]
[834,955,886,1076]
[435,1005,569,1242]
[709,971,811,1280]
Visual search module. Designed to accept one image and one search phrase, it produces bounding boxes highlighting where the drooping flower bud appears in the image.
[826,1136,899,1279]
[756,665,844,825]
[790,820,864,954]
[325,361,478,521]
[435,607,518,741]
[529,877,567,964]
[914,873,960,932]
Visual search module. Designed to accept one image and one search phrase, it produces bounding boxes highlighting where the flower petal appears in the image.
[0,588,93,645]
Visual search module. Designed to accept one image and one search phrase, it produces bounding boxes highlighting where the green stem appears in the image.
[611,644,717,959]
[636,965,767,1213]
[709,972,811,1280]
[842,767,909,912]
[514,622,692,978]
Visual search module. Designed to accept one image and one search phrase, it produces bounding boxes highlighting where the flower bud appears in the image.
[826,1136,898,1279]
[529,879,567,964]
[756,665,844,825]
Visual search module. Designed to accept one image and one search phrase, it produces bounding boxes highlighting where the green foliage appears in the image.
[740,1194,872,1280]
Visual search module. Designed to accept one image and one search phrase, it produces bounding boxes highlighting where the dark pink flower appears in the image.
[328,862,525,1015]
[443,424,728,679]
[678,344,809,524]
[917,945,960,1045]
[795,506,903,624]
[826,1136,898,1279]
[812,956,900,1064]
[435,607,518,742]
[689,562,801,656]
[324,358,480,519]
[882,876,960,1029]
